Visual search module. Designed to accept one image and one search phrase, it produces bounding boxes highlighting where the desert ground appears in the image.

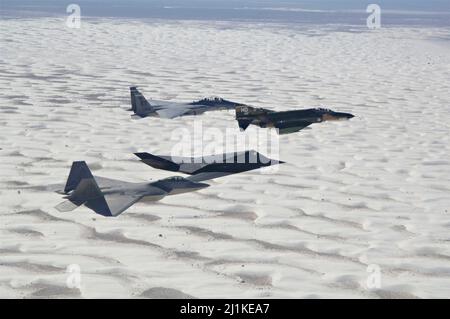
[0,17,449,298]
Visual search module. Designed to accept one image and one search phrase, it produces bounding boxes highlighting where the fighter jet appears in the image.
[55,151,282,217]
[236,106,354,135]
[134,150,283,182]
[129,87,247,119]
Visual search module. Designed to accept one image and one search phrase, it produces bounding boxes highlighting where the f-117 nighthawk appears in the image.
[129,87,247,119]
[134,150,283,182]
[55,151,282,217]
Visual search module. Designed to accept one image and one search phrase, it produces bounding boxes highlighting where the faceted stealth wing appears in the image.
[84,192,144,217]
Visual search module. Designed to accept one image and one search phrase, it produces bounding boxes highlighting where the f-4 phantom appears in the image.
[236,106,354,135]
[129,87,247,119]
[55,151,282,217]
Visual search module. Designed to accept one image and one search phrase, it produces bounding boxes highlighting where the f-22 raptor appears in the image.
[129,87,246,119]
[55,151,282,217]
[236,106,354,135]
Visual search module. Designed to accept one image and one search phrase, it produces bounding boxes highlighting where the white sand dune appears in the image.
[0,18,449,298]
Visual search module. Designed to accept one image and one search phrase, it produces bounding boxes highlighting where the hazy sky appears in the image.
[2,1,449,26]
[2,0,450,11]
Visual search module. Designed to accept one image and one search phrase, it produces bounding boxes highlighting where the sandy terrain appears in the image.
[0,18,449,298]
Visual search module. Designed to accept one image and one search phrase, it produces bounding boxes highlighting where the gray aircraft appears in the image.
[129,87,247,119]
[236,106,354,135]
[55,151,282,217]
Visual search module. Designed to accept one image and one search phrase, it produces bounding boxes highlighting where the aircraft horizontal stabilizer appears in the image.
[55,199,80,212]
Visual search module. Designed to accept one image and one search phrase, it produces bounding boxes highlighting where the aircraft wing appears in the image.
[155,107,189,119]
[274,120,313,134]
[86,177,145,216]
[84,193,143,217]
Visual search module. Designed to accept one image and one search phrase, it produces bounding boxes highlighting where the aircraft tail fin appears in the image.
[130,87,154,117]
[64,161,94,193]
[56,173,104,213]
[68,178,103,203]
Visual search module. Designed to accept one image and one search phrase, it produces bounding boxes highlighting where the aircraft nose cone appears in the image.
[189,182,210,190]
[336,112,354,120]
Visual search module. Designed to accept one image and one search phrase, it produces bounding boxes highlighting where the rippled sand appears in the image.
[0,18,449,298]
